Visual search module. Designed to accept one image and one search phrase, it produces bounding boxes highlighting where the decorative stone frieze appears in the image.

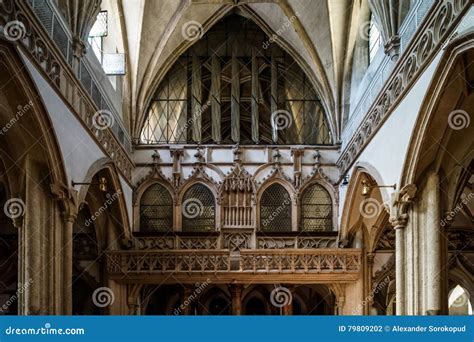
[337,0,471,176]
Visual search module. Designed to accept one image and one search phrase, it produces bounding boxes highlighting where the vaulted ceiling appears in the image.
[116,0,367,141]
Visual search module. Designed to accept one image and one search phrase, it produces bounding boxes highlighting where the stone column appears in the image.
[230,284,243,315]
[63,215,75,314]
[392,215,408,315]
[425,171,441,315]
[366,252,375,314]
[51,183,79,315]
[335,296,345,315]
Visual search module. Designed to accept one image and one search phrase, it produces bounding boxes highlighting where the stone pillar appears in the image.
[425,172,441,315]
[230,284,243,315]
[63,216,75,314]
[392,215,408,315]
[366,252,375,314]
[335,296,345,315]
[18,158,73,315]
[390,184,416,316]
[51,183,79,315]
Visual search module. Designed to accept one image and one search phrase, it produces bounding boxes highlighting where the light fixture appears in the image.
[342,175,349,186]
[361,180,396,197]
[72,177,108,192]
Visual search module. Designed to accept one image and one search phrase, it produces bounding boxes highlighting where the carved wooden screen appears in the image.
[300,184,332,232]
[140,184,173,232]
[260,184,292,232]
[140,15,332,145]
[182,184,215,232]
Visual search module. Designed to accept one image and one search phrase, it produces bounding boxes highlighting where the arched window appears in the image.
[141,15,332,145]
[369,14,382,64]
[300,184,333,232]
[449,285,473,315]
[140,183,173,232]
[182,184,215,232]
[260,184,292,232]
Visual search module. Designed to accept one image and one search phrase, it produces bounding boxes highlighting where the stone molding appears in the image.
[337,0,472,176]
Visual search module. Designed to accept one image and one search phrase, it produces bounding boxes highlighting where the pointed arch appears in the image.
[135,7,335,143]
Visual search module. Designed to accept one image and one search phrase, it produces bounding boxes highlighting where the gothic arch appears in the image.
[133,177,175,232]
[256,178,296,232]
[177,180,219,232]
[400,35,474,189]
[298,180,338,232]
[135,7,336,142]
[0,42,68,192]
[79,158,132,242]
[339,165,387,243]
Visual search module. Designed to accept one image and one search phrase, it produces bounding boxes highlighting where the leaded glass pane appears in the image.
[141,61,188,143]
[182,184,215,232]
[260,184,292,232]
[300,184,332,232]
[140,15,333,146]
[140,184,173,232]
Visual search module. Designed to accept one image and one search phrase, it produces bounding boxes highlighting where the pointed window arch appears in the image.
[300,183,333,231]
[260,183,292,232]
[182,183,216,232]
[140,183,173,232]
[141,15,332,145]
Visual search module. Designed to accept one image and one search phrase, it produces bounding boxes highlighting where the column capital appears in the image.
[50,182,79,222]
[390,184,417,228]
[389,213,408,229]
